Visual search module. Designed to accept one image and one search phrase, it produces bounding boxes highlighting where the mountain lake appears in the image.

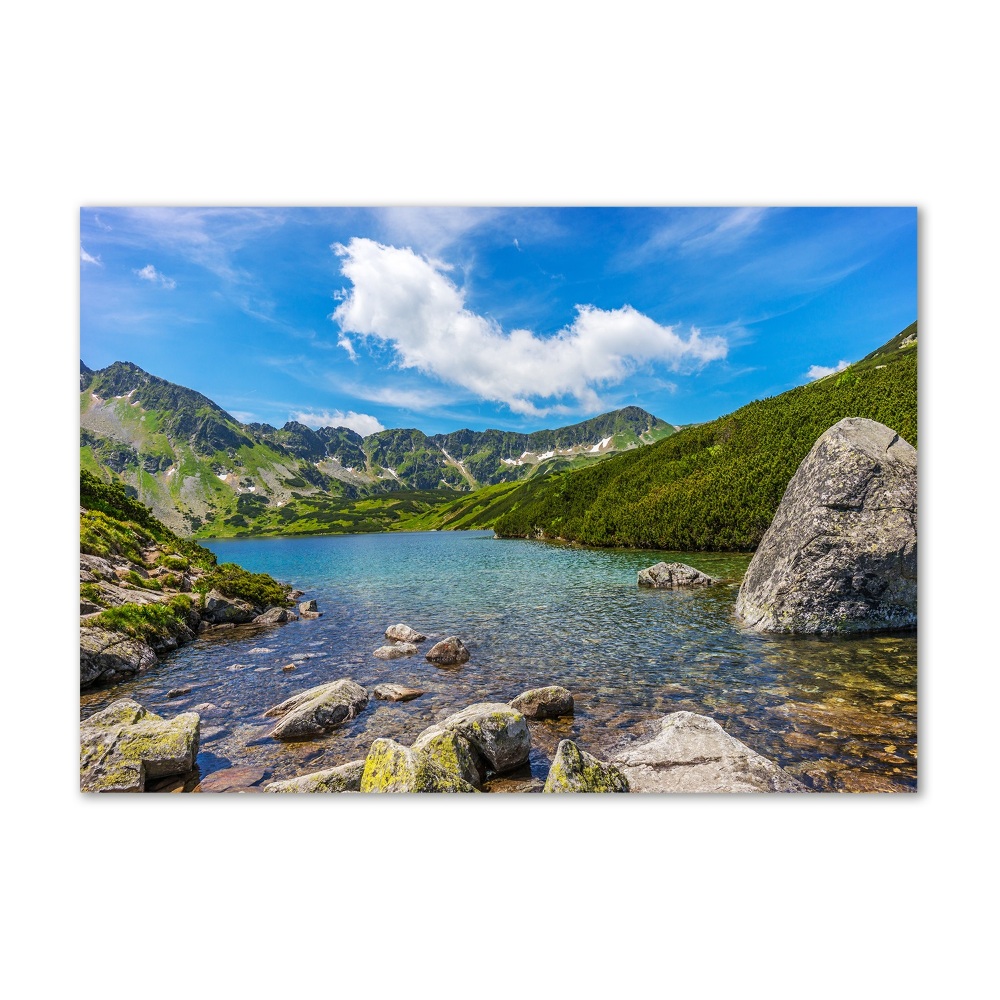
[79,529,917,792]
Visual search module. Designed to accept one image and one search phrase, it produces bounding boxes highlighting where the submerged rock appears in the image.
[509,686,574,719]
[373,643,418,659]
[638,562,718,589]
[735,417,917,633]
[543,740,630,793]
[613,711,807,793]
[437,703,530,774]
[373,683,426,702]
[265,760,366,793]
[385,623,427,643]
[360,739,479,793]
[425,636,470,666]
[80,699,200,792]
[195,765,271,793]
[264,679,369,740]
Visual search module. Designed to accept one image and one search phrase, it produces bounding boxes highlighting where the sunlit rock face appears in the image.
[736,417,917,634]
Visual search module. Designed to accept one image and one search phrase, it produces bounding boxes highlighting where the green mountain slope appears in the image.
[486,322,918,551]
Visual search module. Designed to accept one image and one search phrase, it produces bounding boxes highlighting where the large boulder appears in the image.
[264,679,369,740]
[425,636,470,666]
[359,739,479,793]
[81,699,200,792]
[736,417,917,633]
[613,712,806,793]
[385,623,426,643]
[543,740,630,793]
[509,686,574,719]
[80,628,157,689]
[264,760,366,793]
[638,562,717,588]
[436,703,530,774]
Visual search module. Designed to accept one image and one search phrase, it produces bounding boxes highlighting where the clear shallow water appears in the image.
[80,531,917,792]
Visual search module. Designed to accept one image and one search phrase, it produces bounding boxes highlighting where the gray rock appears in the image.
[638,562,717,588]
[359,739,479,793]
[543,740,630,792]
[80,627,157,689]
[613,711,807,793]
[437,703,530,774]
[735,417,917,633]
[298,599,318,614]
[203,589,259,624]
[509,686,574,719]
[265,760,366,793]
[373,642,418,659]
[167,686,193,698]
[254,606,298,625]
[385,623,427,643]
[80,699,200,792]
[264,679,370,740]
[372,683,425,702]
[425,636,470,666]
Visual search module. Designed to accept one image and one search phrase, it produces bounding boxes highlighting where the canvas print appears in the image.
[79,207,917,793]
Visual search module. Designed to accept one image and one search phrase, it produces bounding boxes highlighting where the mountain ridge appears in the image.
[80,360,674,535]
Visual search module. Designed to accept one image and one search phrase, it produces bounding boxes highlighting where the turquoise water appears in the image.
[80,531,917,791]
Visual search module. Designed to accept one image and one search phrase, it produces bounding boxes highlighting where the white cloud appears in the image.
[291,408,385,437]
[134,263,176,289]
[807,359,851,380]
[337,335,357,361]
[80,245,102,266]
[331,238,728,417]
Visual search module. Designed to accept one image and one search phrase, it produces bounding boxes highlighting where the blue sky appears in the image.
[79,207,916,436]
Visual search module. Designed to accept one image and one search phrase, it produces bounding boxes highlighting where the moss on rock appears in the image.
[360,738,478,793]
[542,739,630,793]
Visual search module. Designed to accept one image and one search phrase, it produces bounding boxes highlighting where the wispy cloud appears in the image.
[373,207,500,258]
[332,238,727,418]
[806,359,851,380]
[337,335,357,361]
[133,263,176,289]
[80,245,102,266]
[290,408,385,436]
[629,208,770,264]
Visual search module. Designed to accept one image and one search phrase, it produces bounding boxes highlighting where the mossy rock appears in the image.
[509,686,574,719]
[542,740,630,793]
[81,698,200,792]
[264,760,365,793]
[412,727,485,788]
[438,702,530,774]
[360,739,478,793]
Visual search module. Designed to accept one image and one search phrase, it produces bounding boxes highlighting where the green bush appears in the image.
[196,563,291,608]
[85,595,193,643]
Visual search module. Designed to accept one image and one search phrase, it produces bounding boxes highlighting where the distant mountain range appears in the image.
[80,360,674,535]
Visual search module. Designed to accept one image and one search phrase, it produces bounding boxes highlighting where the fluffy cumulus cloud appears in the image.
[806,359,851,380]
[133,263,176,289]
[291,409,385,437]
[331,238,727,416]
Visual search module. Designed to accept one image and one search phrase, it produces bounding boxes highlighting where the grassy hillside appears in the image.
[487,322,917,551]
